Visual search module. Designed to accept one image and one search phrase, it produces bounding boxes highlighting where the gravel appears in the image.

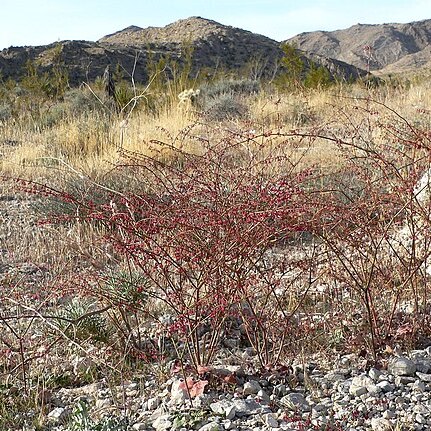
[11,348,430,430]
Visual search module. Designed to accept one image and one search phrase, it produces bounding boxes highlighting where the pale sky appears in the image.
[1,0,431,49]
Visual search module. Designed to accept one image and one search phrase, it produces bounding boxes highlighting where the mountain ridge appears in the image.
[286,18,431,73]
[5,16,427,87]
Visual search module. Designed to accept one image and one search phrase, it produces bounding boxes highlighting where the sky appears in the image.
[1,0,431,50]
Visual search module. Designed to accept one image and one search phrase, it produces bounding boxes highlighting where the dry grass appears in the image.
[1,78,430,275]
[1,78,430,181]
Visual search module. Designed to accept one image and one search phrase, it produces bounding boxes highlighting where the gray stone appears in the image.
[132,424,147,431]
[395,376,416,385]
[412,380,426,392]
[262,413,278,428]
[243,380,262,395]
[280,392,311,412]
[273,384,288,397]
[198,422,222,431]
[232,399,263,416]
[377,381,395,392]
[225,405,236,420]
[416,372,431,382]
[369,368,382,381]
[388,357,417,376]
[382,410,396,419]
[415,360,431,374]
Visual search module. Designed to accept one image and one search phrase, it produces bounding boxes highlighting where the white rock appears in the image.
[47,407,68,423]
[349,375,374,396]
[95,398,112,410]
[211,399,236,419]
[257,389,270,401]
[225,405,236,420]
[152,415,172,431]
[170,379,188,404]
[280,393,310,412]
[416,413,427,424]
[147,396,161,410]
[222,419,233,430]
[371,417,392,431]
[132,423,147,431]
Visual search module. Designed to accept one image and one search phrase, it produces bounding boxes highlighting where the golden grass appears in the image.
[1,78,430,187]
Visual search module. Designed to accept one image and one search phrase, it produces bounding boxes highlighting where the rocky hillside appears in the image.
[0,17,366,86]
[286,19,431,74]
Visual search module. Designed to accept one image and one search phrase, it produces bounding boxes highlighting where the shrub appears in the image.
[308,103,431,360]
[20,130,319,368]
[203,93,249,121]
[0,102,12,122]
[200,78,260,99]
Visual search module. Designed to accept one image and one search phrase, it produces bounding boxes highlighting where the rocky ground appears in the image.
[12,347,431,431]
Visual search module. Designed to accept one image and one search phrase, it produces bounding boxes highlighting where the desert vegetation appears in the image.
[1,44,431,430]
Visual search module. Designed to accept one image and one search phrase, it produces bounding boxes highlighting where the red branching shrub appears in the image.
[14,133,319,368]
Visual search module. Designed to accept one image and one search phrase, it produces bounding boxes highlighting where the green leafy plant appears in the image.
[68,400,130,431]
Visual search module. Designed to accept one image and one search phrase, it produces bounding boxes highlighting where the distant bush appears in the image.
[63,87,105,114]
[0,102,12,122]
[203,92,249,121]
[200,78,260,99]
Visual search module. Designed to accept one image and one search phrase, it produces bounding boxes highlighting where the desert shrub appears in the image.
[308,102,431,360]
[200,78,260,99]
[63,87,105,115]
[303,64,333,89]
[0,102,12,122]
[203,93,249,121]
[20,129,321,368]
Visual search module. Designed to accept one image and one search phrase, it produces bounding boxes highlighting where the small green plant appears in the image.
[55,297,111,343]
[68,400,130,431]
[171,408,208,430]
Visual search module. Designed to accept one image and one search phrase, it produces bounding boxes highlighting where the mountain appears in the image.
[0,17,367,86]
[286,19,431,74]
